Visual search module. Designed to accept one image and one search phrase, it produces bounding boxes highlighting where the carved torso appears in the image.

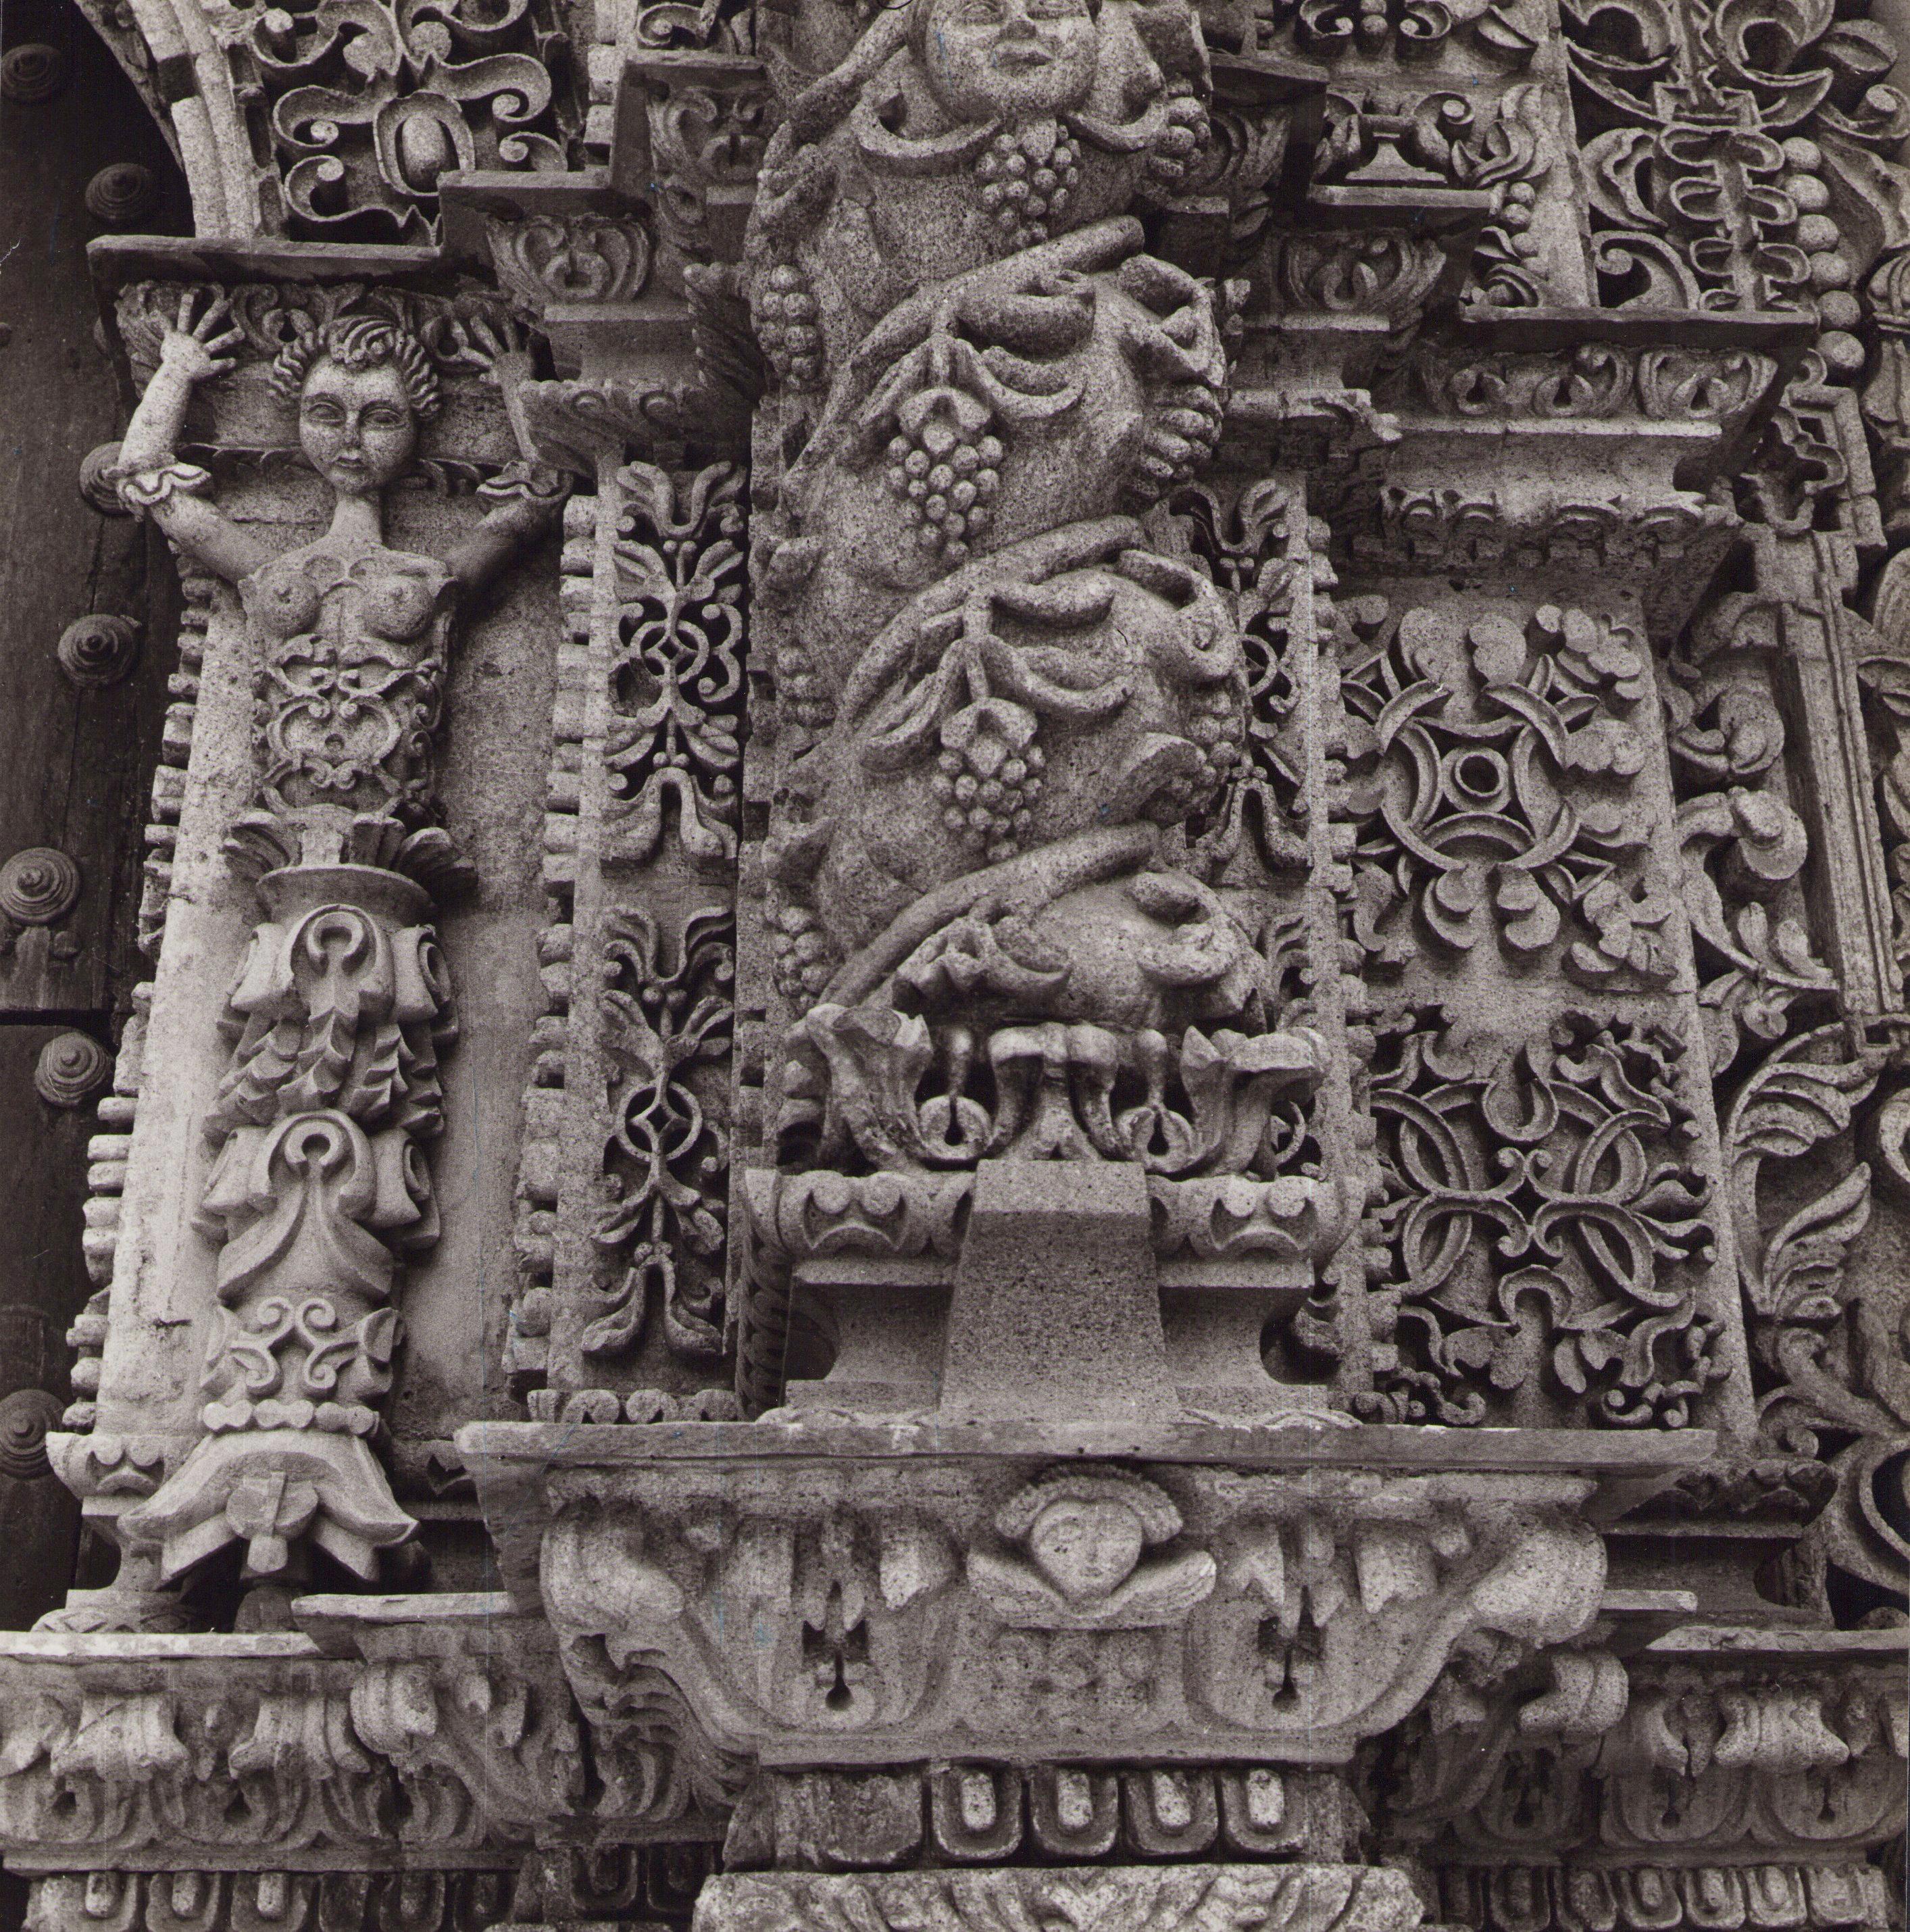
[242,540,457,823]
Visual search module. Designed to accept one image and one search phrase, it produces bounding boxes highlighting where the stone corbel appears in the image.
[1315,309,1811,633]
[441,172,756,474]
[1394,1625,1909,1932]
[611,53,776,265]
[1423,307,1812,490]
[1373,1591,1696,1852]
[1146,49,1328,275]
[1224,203,1485,470]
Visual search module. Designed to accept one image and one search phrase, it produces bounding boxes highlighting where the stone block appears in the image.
[691,1866,1427,1932]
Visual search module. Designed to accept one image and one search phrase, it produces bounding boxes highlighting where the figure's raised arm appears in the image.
[115,293,271,584]
[432,314,572,599]
[445,465,571,601]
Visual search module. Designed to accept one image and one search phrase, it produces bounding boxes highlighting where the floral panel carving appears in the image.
[1342,601,1676,985]
[1361,1006,1728,1427]
[510,457,750,1422]
[1560,0,1910,314]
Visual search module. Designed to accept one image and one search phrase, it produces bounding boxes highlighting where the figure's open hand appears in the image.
[156,291,242,382]
[439,310,528,376]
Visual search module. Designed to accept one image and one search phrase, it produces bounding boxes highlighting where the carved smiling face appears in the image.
[920,0,1098,124]
[298,357,418,499]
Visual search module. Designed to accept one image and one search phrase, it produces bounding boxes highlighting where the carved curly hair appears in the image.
[268,312,442,422]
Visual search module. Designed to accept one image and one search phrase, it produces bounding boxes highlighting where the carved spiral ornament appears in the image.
[78,444,131,518]
[34,1033,110,1108]
[0,849,81,926]
[0,1389,63,1481]
[0,43,66,103]
[56,615,140,688]
[84,164,159,228]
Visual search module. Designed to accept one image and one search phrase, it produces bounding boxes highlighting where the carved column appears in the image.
[5,0,1909,1918]
[457,0,1716,1924]
[44,245,563,1614]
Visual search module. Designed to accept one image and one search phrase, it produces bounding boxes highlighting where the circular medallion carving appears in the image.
[0,848,81,925]
[78,443,131,518]
[56,614,141,688]
[0,1389,62,1481]
[84,163,159,228]
[0,44,67,104]
[35,1032,110,1108]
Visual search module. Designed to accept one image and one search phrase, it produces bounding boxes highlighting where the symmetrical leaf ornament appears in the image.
[591,908,736,1362]
[607,462,749,872]
[1344,603,1674,981]
[1561,0,1910,310]
[1265,0,1538,62]
[1365,1010,1726,1427]
[235,0,576,241]
[1721,1030,1910,1595]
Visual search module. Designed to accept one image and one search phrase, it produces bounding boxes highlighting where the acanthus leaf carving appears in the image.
[1721,1027,1909,1598]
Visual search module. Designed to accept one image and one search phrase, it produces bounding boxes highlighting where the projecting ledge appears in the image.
[457,1418,1712,1768]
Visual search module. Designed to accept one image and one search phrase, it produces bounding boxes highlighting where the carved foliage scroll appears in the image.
[228,0,580,243]
[513,460,748,1422]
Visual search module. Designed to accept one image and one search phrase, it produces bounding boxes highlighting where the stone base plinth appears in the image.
[690,1864,1425,1932]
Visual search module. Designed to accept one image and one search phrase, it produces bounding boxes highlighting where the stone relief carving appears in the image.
[714,0,1359,1418]
[1362,1008,1726,1427]
[1342,603,1672,979]
[79,285,565,1585]
[505,447,751,1420]
[0,1611,580,1859]
[229,0,578,242]
[1387,1634,1908,1929]
[16,0,1910,1910]
[522,1447,1611,1771]
[590,905,735,1362]
[693,1864,1426,1932]
[606,463,748,872]
[1561,0,1909,321]
[23,1869,518,1932]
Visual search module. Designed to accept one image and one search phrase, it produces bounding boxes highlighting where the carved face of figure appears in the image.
[298,357,418,498]
[920,0,1097,124]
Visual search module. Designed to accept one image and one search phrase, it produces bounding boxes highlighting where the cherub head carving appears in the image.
[269,314,441,499]
[911,0,1099,124]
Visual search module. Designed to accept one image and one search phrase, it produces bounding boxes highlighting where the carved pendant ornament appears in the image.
[16,0,1910,1906]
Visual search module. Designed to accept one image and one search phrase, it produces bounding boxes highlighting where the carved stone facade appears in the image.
[3,0,1907,1921]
